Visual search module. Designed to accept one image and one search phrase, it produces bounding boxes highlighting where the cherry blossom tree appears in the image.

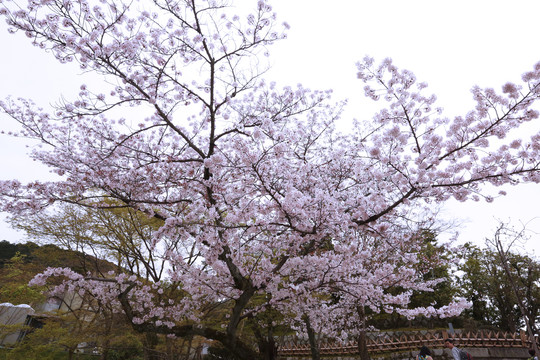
[1,0,540,358]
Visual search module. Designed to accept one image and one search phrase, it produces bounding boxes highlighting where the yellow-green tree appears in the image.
[9,204,205,360]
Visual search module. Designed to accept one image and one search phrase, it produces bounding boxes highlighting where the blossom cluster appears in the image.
[1,0,540,353]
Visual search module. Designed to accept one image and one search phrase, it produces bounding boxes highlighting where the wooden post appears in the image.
[521,331,528,348]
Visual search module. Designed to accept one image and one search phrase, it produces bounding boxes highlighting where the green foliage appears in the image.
[3,320,77,360]
[0,241,116,307]
[5,343,67,360]
[2,314,146,360]
[408,230,456,309]
[0,240,147,360]
[10,202,161,281]
[106,333,144,360]
[457,242,540,332]
[0,241,38,268]
[457,243,502,326]
[0,252,45,305]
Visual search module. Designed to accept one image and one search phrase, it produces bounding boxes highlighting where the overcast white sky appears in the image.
[1,0,540,254]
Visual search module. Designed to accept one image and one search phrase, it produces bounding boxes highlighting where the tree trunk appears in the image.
[357,331,370,360]
[303,314,320,360]
[258,337,277,360]
[253,326,278,360]
[143,331,161,360]
[100,337,110,360]
[357,306,370,360]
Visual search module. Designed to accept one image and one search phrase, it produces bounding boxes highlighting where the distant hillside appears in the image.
[0,240,117,274]
[0,240,118,306]
[0,240,38,267]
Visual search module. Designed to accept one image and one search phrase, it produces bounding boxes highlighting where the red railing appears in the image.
[277,330,534,356]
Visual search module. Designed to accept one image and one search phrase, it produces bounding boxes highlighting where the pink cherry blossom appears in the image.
[2,0,540,358]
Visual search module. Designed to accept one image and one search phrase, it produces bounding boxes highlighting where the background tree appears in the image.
[458,243,519,331]
[8,204,209,360]
[488,223,540,355]
[0,251,45,306]
[11,202,167,282]
[0,241,37,267]
[458,238,540,335]
[5,316,144,360]
[457,244,500,328]
[0,242,143,360]
[1,0,540,359]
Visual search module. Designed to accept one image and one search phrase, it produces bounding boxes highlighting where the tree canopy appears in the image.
[1,0,540,358]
